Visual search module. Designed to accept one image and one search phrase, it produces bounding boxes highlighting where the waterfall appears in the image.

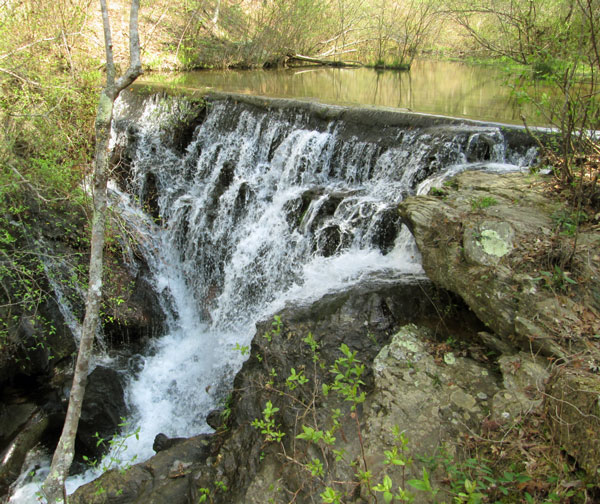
[8,93,536,501]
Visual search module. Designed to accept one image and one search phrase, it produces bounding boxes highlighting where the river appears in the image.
[137,60,544,126]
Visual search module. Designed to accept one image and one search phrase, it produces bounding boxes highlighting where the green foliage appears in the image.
[327,343,366,410]
[286,367,309,390]
[0,0,101,365]
[429,187,447,197]
[234,342,250,356]
[552,208,588,236]
[254,320,596,503]
[321,486,343,503]
[470,196,498,210]
[452,0,600,203]
[263,315,283,343]
[197,480,228,503]
[535,265,578,291]
[83,418,140,474]
[252,400,286,443]
[296,425,336,446]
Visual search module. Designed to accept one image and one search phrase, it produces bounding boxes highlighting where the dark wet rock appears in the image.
[101,259,166,348]
[369,206,402,254]
[206,409,225,430]
[171,102,207,155]
[69,434,215,504]
[282,187,322,229]
[315,224,343,257]
[0,408,48,496]
[0,402,37,449]
[466,132,495,162]
[153,433,188,453]
[77,366,127,460]
[232,182,254,224]
[0,300,76,388]
[141,172,161,223]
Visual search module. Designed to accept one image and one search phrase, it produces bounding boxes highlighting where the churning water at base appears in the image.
[8,93,535,502]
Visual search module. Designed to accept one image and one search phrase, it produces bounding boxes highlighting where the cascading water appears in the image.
[8,92,536,502]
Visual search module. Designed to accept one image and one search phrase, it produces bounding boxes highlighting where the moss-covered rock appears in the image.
[545,369,600,485]
[399,170,600,361]
[400,169,600,484]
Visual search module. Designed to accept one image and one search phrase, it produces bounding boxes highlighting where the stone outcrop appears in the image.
[400,170,600,360]
[400,170,600,484]
[69,435,215,504]
[545,369,600,484]
[0,408,48,496]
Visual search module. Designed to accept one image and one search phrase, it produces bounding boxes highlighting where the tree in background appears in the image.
[449,0,599,203]
[41,0,142,500]
[447,0,574,64]
[370,0,438,67]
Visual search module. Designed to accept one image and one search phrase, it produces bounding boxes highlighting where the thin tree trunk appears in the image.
[42,0,141,501]
[212,0,221,26]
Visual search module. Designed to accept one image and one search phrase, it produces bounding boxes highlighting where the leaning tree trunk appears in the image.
[42,0,141,501]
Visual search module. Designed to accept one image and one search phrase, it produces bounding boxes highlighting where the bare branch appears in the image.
[0,34,82,61]
[99,0,116,88]
[116,0,143,93]
[0,67,42,87]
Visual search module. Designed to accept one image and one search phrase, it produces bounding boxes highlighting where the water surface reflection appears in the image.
[138,60,541,125]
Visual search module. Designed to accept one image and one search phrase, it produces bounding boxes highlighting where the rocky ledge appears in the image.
[400,170,600,484]
[68,170,600,503]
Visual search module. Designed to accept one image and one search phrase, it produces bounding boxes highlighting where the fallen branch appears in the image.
[287,53,362,67]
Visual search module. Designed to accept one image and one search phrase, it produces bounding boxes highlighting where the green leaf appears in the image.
[408,479,430,491]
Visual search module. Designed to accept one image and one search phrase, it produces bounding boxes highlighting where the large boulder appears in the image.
[0,408,48,496]
[399,170,600,361]
[399,169,600,485]
[77,366,127,460]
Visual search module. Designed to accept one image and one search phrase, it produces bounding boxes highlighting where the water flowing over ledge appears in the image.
[9,90,539,502]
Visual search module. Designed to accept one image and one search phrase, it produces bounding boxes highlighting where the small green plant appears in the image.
[454,478,484,503]
[303,332,320,362]
[307,457,325,477]
[429,187,447,197]
[251,400,285,443]
[326,343,366,410]
[470,196,498,210]
[551,208,588,236]
[197,487,210,503]
[373,474,414,503]
[535,265,577,291]
[321,486,343,503]
[214,480,228,492]
[296,424,335,446]
[286,367,309,390]
[84,418,140,474]
[263,315,283,342]
[234,342,250,356]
